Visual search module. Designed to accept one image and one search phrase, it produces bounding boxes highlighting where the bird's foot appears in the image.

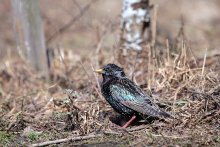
[121,115,136,128]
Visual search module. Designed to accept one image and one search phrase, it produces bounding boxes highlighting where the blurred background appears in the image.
[0,0,220,59]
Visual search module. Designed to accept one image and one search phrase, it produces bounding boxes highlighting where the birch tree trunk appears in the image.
[121,0,151,50]
[12,0,49,79]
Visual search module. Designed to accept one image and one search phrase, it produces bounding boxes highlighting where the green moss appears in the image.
[27,131,41,142]
[0,131,15,146]
[214,136,220,143]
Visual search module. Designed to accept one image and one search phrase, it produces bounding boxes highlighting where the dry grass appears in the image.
[0,1,220,146]
[0,41,219,146]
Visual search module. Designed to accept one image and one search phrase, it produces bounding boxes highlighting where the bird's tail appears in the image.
[158,109,174,119]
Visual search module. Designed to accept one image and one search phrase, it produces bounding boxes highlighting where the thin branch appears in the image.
[31,134,103,147]
[126,125,147,132]
[131,53,139,82]
[72,0,82,11]
[79,61,102,99]
[46,0,99,43]
[151,4,158,47]
[90,64,101,92]
[202,48,207,76]
[186,89,220,107]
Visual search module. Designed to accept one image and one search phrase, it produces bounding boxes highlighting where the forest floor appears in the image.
[0,43,220,146]
[0,0,220,146]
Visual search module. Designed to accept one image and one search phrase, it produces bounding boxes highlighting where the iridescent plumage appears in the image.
[95,64,172,127]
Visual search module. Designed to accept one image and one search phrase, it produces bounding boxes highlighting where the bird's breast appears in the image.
[101,82,135,116]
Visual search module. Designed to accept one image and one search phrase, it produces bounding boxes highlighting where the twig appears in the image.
[126,125,147,132]
[131,53,139,82]
[150,133,190,139]
[201,48,207,76]
[72,0,82,11]
[104,130,123,136]
[31,134,103,147]
[90,64,101,92]
[186,89,220,107]
[166,39,170,64]
[151,4,158,47]
[79,61,95,85]
[90,64,104,100]
[46,0,99,43]
[79,61,102,99]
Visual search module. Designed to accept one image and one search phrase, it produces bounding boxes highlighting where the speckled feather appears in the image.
[100,64,172,119]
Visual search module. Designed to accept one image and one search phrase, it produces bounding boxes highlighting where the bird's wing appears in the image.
[110,78,163,117]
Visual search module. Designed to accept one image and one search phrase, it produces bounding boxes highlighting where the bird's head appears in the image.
[95,64,126,79]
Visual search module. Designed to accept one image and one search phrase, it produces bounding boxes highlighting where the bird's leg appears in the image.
[122,115,136,128]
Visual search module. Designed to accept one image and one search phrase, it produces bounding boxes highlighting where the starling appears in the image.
[95,63,173,128]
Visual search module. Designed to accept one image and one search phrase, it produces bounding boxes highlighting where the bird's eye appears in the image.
[104,67,110,72]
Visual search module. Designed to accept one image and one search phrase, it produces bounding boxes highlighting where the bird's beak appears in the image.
[94,68,103,74]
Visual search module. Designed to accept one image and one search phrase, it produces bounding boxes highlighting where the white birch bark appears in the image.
[121,0,150,50]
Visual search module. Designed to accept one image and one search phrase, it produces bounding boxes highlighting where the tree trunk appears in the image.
[120,0,151,50]
[11,0,49,79]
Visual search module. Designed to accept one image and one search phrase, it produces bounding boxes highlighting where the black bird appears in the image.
[95,63,173,128]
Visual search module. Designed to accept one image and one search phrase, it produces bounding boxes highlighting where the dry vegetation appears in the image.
[0,0,220,146]
[0,41,219,146]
